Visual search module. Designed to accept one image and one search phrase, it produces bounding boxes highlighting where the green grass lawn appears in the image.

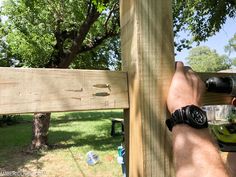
[0,110,124,177]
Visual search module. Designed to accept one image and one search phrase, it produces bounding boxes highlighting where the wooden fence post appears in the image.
[120,0,175,176]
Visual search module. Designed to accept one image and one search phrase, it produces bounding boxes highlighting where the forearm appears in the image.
[173,125,230,177]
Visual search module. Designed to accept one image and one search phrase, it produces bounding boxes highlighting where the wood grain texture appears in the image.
[0,67,129,114]
[120,0,175,176]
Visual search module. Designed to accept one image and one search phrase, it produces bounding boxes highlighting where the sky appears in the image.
[175,17,236,64]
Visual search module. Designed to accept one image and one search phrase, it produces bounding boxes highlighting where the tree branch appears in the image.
[104,2,119,33]
[58,4,101,68]
[87,0,93,18]
[79,31,119,53]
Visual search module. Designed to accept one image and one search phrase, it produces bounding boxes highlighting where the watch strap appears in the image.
[166,106,186,131]
[166,105,208,131]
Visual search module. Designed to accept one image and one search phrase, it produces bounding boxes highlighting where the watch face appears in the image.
[190,109,207,125]
[188,105,207,126]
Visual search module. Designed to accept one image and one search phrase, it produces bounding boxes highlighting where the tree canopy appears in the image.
[225,33,236,66]
[0,0,120,69]
[186,46,231,72]
[173,0,236,51]
[0,0,235,69]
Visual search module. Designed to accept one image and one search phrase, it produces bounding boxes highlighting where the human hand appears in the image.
[167,62,205,113]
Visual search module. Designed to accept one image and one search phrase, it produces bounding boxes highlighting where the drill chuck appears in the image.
[206,76,236,96]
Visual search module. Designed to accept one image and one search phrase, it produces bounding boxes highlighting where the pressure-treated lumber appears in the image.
[120,0,175,176]
[0,67,129,114]
[0,67,235,116]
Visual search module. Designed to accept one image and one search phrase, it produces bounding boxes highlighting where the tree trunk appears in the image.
[30,4,101,151]
[31,113,51,150]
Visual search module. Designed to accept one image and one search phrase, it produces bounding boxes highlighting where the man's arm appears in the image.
[173,125,229,177]
[167,62,230,177]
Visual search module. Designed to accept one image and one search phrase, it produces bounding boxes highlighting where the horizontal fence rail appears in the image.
[0,67,129,114]
[0,68,235,114]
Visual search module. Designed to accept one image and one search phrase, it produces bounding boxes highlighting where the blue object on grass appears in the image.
[117,145,126,177]
[86,151,99,165]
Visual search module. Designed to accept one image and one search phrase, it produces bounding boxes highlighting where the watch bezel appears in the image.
[185,105,208,128]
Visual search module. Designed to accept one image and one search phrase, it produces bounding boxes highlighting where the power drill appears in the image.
[206,76,236,96]
[205,76,236,152]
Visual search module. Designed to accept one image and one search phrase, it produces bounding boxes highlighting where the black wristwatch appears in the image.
[166,105,208,131]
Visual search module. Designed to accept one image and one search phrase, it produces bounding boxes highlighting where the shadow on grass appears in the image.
[49,130,123,151]
[49,111,124,151]
[0,111,124,174]
[0,120,44,172]
[51,111,123,124]
[0,150,44,172]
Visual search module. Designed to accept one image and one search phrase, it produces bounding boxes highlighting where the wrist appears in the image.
[166,105,208,132]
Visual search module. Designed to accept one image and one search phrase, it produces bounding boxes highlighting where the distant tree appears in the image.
[224,33,236,66]
[225,33,236,55]
[225,33,236,66]
[187,46,231,72]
